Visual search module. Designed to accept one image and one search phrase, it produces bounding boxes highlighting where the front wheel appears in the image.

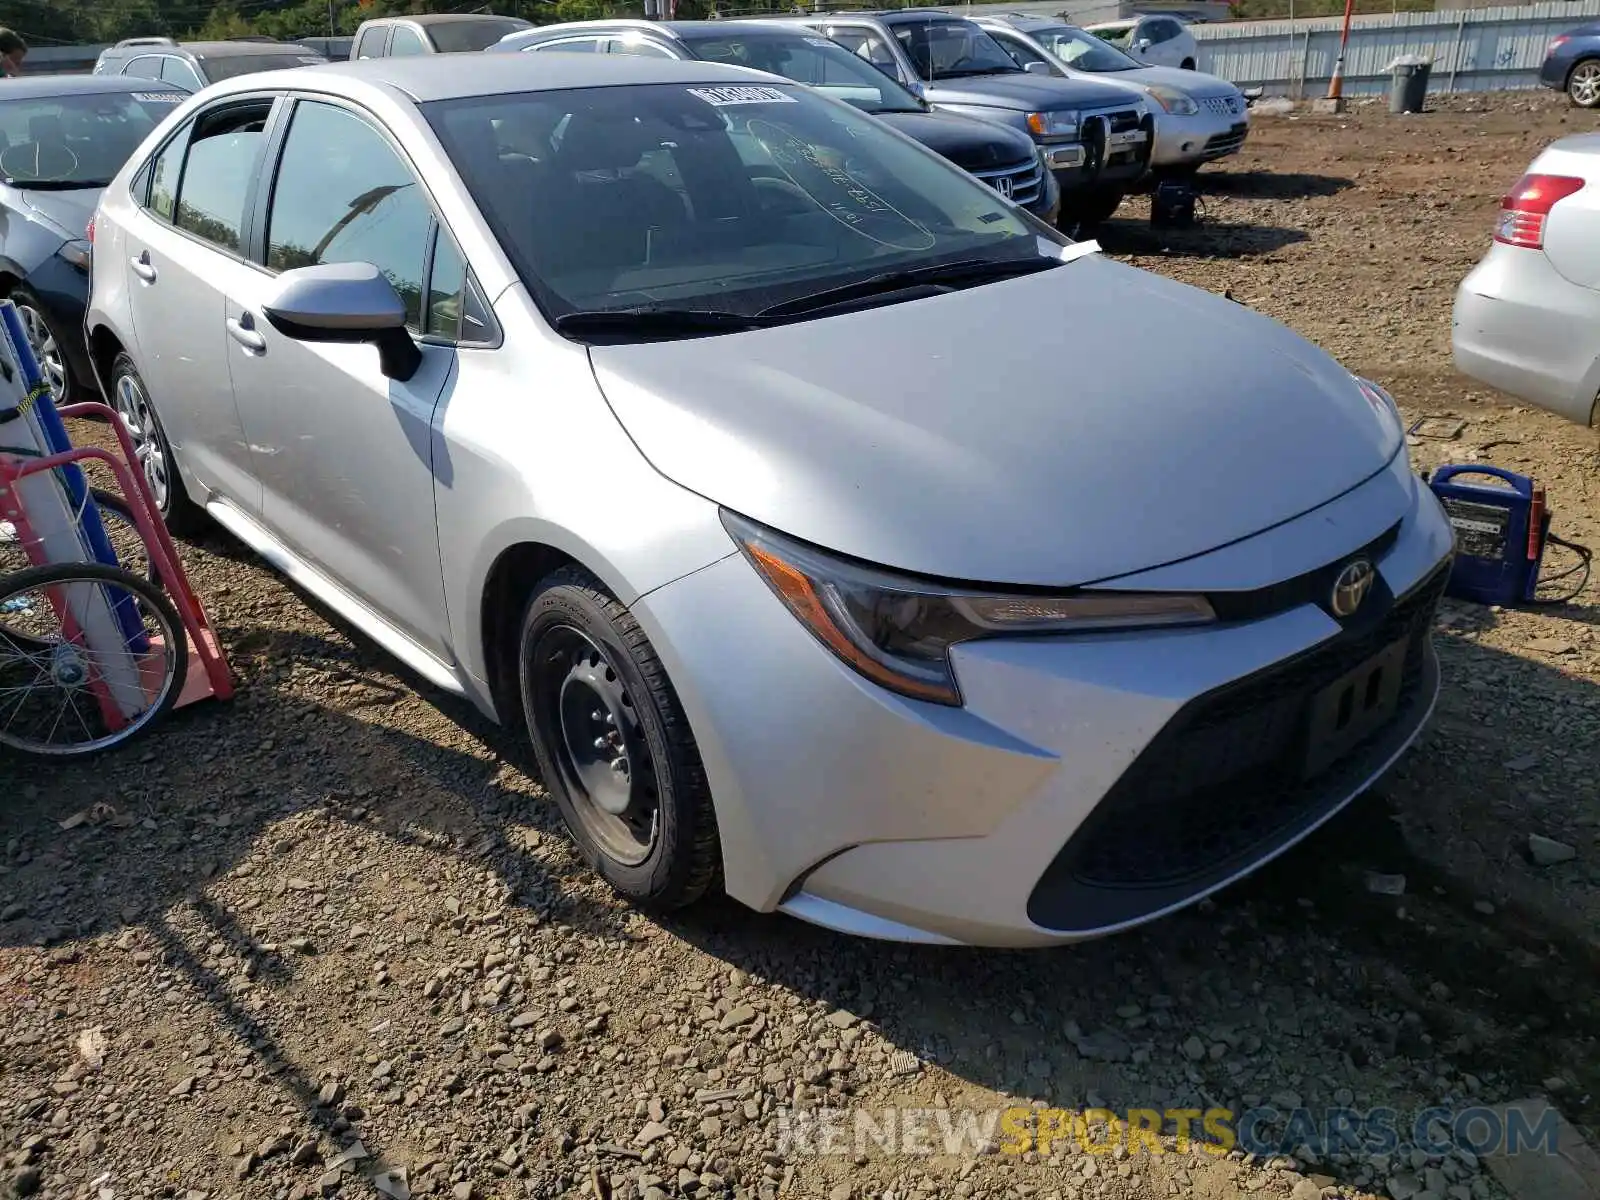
[10,288,74,402]
[1569,58,1600,107]
[517,566,721,909]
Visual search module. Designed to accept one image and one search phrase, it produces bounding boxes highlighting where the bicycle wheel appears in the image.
[0,488,162,589]
[0,561,187,756]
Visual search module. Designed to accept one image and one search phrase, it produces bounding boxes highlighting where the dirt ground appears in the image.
[3,92,1599,1200]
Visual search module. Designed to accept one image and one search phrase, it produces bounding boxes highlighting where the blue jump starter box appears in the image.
[1427,465,1549,606]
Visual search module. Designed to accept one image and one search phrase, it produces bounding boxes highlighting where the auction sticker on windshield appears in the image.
[688,86,798,106]
[133,93,183,103]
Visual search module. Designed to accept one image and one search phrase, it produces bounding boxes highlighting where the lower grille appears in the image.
[1026,563,1449,929]
[970,156,1045,207]
[1204,122,1249,154]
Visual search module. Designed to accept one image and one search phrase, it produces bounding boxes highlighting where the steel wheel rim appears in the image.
[534,624,659,866]
[113,372,169,511]
[15,304,66,401]
[1573,62,1600,104]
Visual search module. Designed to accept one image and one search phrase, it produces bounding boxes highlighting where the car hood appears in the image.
[1109,62,1241,100]
[588,256,1401,586]
[877,108,1038,168]
[13,187,100,243]
[925,71,1140,112]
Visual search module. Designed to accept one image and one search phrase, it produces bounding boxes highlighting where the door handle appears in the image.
[129,251,157,283]
[226,313,266,354]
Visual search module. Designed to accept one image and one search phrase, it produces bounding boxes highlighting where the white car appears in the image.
[1453,137,1600,428]
[1085,15,1201,70]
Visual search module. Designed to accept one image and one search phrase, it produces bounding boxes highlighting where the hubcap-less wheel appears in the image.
[539,625,659,866]
[1572,60,1600,106]
[14,305,66,401]
[113,371,169,512]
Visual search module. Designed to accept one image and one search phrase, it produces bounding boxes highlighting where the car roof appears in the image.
[203,51,782,104]
[1085,18,1139,28]
[365,12,530,24]
[179,40,322,56]
[0,74,185,98]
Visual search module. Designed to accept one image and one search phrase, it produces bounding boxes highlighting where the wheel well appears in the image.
[1181,57,1196,68]
[480,541,579,726]
[0,271,18,298]
[87,326,126,395]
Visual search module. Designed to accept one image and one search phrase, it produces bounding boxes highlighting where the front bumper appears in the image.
[1453,243,1600,427]
[1150,106,1250,167]
[633,451,1454,947]
[17,252,93,390]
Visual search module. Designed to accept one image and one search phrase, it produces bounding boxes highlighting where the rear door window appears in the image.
[160,56,204,90]
[388,26,428,56]
[172,101,274,254]
[354,26,390,58]
[123,56,164,79]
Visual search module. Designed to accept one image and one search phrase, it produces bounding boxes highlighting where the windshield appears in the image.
[1091,25,1136,48]
[1032,25,1142,71]
[0,90,185,186]
[199,51,326,80]
[431,19,533,53]
[426,82,1062,328]
[677,28,925,113]
[891,20,1022,80]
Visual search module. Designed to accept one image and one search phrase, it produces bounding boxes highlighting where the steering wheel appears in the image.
[752,174,816,216]
[0,141,80,183]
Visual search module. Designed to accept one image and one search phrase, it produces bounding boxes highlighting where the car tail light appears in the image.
[1551,34,1570,51]
[86,216,95,244]
[1494,173,1584,249]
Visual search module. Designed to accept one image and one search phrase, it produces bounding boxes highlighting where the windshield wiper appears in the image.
[553,307,774,340]
[758,256,1058,319]
[3,179,111,190]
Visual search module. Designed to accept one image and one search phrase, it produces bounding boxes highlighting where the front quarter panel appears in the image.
[437,286,735,706]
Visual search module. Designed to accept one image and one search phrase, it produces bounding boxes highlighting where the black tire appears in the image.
[0,561,187,756]
[1180,58,1196,70]
[517,566,721,909]
[9,286,78,402]
[108,351,206,537]
[1567,58,1600,108]
[1060,186,1127,229]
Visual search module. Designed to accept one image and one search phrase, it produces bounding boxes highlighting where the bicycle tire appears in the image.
[0,488,163,590]
[0,561,187,757]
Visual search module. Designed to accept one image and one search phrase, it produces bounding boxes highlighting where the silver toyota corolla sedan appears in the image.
[86,54,1454,947]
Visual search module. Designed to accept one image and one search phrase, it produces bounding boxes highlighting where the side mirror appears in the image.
[1134,38,1152,51]
[1024,59,1051,75]
[261,261,423,382]
[906,78,928,99]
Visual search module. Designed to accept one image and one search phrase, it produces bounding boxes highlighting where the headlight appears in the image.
[57,239,91,270]
[1026,110,1079,140]
[1355,375,1405,440]
[1145,84,1199,116]
[723,511,1216,707]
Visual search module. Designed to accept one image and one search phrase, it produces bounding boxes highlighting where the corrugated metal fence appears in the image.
[1192,0,1600,96]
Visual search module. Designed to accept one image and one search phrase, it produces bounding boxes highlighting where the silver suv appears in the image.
[92,38,327,92]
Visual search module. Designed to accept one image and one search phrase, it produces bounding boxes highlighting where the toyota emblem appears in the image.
[994,175,1015,200]
[1330,559,1375,618]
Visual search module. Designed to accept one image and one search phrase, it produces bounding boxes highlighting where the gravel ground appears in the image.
[3,91,1599,1200]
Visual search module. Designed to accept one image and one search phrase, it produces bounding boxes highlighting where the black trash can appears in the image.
[1389,54,1432,113]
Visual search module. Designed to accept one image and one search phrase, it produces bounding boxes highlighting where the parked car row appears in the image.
[0,51,1456,946]
[490,11,1249,226]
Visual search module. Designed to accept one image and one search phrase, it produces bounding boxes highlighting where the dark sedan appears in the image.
[1540,22,1600,107]
[0,76,185,399]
